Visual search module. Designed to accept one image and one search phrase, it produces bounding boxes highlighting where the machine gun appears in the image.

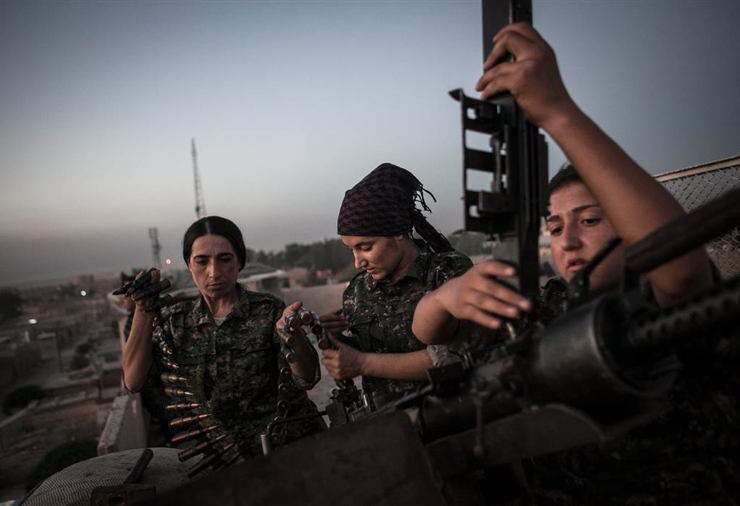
[451,0,546,299]
[345,185,738,501]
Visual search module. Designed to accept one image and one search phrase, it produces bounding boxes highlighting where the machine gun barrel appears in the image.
[626,273,740,352]
[625,187,740,275]
[418,272,740,444]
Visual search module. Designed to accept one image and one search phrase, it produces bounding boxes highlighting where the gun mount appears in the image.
[451,0,547,299]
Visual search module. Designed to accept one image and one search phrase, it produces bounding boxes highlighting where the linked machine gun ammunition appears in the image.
[113,269,240,477]
[287,308,370,426]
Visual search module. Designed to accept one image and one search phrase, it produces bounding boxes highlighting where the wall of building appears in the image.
[25,396,101,441]
[97,393,148,455]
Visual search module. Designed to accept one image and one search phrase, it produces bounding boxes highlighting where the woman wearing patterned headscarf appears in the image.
[319,162,477,407]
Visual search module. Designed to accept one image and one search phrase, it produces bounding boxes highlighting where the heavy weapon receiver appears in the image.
[451,0,546,299]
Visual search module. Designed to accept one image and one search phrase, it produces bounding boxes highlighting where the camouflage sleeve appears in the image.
[432,251,473,286]
[426,252,487,366]
[338,276,362,349]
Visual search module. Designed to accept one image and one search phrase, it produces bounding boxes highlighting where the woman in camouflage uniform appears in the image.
[319,163,478,408]
[122,216,324,461]
[414,23,739,504]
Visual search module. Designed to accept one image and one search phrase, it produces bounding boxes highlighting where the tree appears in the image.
[0,289,22,322]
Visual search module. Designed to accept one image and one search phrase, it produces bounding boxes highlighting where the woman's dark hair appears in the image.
[547,163,583,199]
[182,216,247,269]
[411,209,453,253]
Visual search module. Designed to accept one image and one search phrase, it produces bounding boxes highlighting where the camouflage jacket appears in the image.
[342,249,476,406]
[151,286,325,457]
[527,277,740,505]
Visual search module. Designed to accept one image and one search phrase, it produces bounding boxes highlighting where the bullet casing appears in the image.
[161,373,188,384]
[298,309,313,323]
[164,387,194,398]
[165,402,200,412]
[160,357,180,370]
[158,339,175,357]
[187,442,236,478]
[168,413,211,429]
[170,424,220,444]
[177,434,228,462]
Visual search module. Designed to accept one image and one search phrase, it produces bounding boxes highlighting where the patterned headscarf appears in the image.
[337,163,452,252]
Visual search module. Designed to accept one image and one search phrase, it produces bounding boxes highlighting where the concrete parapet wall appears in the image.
[0,408,28,452]
[97,393,148,455]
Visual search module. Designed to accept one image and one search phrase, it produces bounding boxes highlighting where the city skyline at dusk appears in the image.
[2,0,739,285]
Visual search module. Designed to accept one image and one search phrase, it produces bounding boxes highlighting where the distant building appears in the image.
[166,263,286,298]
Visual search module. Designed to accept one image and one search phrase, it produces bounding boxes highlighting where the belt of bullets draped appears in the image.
[116,271,241,477]
[156,333,242,478]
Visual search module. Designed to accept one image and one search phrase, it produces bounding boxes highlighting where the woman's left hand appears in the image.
[277,301,303,332]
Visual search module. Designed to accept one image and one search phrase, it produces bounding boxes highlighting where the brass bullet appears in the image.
[170,424,220,444]
[165,402,200,412]
[164,387,194,398]
[168,413,211,429]
[160,373,188,384]
[177,434,227,462]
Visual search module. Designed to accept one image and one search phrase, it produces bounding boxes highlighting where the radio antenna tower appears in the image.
[191,138,207,219]
[148,227,162,269]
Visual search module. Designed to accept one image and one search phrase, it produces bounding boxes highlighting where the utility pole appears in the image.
[192,138,207,219]
[149,227,162,270]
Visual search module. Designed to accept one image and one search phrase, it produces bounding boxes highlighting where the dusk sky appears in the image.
[2,0,738,285]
